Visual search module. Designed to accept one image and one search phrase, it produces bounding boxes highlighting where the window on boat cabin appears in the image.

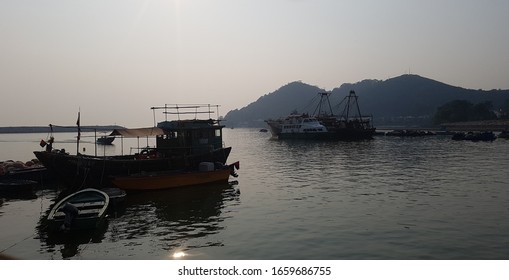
[164,132,178,139]
[215,129,221,137]
[284,125,301,129]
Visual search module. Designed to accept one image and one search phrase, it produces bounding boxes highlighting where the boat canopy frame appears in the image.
[109,127,165,138]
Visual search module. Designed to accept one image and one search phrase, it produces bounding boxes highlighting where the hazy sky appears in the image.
[1,0,508,127]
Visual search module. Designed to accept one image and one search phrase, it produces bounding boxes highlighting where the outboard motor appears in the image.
[61,203,79,231]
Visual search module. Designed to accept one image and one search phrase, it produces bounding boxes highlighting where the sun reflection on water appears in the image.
[172,251,186,259]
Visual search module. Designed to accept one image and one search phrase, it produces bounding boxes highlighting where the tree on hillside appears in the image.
[472,101,495,120]
[433,100,472,124]
[433,100,497,124]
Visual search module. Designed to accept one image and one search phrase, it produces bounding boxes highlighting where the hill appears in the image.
[224,81,322,127]
[224,74,509,127]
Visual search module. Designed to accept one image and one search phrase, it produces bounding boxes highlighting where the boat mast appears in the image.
[348,90,361,119]
[338,90,362,121]
[345,93,351,120]
[315,92,334,117]
[76,110,81,156]
[352,91,363,121]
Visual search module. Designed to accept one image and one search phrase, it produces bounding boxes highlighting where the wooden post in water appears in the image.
[76,111,81,156]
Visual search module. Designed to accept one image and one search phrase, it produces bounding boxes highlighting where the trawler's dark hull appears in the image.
[34,147,231,187]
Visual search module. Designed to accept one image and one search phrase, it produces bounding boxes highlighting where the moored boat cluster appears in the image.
[451,131,497,142]
[0,104,242,234]
[385,130,436,137]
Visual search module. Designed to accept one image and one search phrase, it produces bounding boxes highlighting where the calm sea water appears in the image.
[1,129,509,260]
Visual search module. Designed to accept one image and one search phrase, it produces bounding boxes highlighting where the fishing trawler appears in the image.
[265,90,375,140]
[265,114,329,140]
[34,104,232,187]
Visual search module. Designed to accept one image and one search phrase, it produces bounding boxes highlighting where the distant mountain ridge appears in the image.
[224,74,509,127]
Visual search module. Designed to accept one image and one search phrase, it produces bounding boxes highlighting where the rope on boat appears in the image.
[80,167,90,189]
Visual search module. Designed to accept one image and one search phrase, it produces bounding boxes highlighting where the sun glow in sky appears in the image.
[1,0,508,127]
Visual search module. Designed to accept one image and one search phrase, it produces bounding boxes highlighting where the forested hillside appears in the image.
[224,75,509,128]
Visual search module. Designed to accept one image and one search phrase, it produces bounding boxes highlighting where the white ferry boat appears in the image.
[266,114,328,139]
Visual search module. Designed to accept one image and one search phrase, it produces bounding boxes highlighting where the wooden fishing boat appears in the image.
[47,188,109,231]
[111,161,239,191]
[34,104,232,187]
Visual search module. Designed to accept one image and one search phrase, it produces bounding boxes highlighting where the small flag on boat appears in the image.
[39,139,47,147]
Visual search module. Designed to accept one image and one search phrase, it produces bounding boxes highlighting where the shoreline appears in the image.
[0,125,124,134]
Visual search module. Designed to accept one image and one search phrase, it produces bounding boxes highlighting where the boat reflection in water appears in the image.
[36,215,109,259]
[35,182,240,259]
[112,182,240,259]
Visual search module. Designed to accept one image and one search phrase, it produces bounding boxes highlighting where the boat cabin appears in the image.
[156,119,224,157]
[280,115,327,134]
[151,104,225,157]
[108,104,226,158]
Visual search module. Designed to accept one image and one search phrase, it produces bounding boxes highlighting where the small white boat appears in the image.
[47,188,109,231]
[96,136,115,145]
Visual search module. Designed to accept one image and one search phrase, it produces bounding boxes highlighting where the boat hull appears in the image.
[34,147,231,186]
[2,166,54,183]
[111,168,232,191]
[266,120,374,140]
